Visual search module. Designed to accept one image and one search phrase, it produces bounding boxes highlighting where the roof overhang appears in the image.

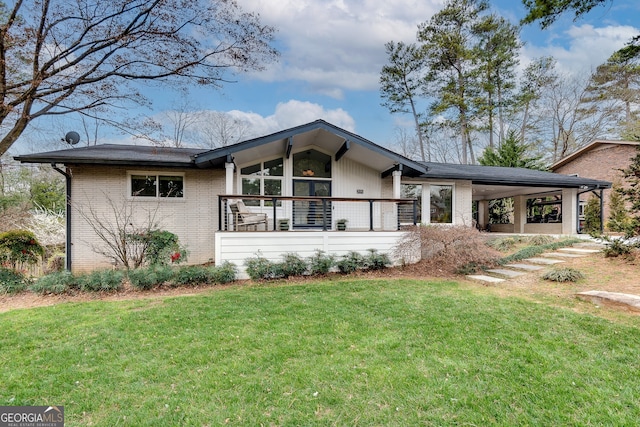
[192,120,428,177]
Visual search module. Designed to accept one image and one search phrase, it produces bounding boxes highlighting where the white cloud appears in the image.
[240,0,446,97]
[521,24,639,75]
[225,100,355,136]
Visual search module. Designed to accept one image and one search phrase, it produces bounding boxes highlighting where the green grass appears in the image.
[1,279,639,426]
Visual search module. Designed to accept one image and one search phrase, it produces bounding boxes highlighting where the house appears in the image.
[551,140,639,229]
[15,120,611,276]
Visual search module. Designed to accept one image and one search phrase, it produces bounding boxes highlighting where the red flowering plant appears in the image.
[0,230,45,270]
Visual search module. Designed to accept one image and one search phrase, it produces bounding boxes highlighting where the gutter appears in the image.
[51,163,72,271]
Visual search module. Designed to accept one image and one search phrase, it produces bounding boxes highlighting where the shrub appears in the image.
[210,262,237,284]
[582,196,602,235]
[307,250,335,275]
[127,265,174,290]
[527,235,555,246]
[244,254,276,280]
[487,237,519,252]
[337,251,365,274]
[0,230,45,269]
[499,238,582,265]
[276,253,308,278]
[0,267,28,294]
[145,230,188,266]
[395,225,501,274]
[364,249,391,270]
[172,265,212,286]
[78,269,124,292]
[30,271,77,294]
[542,267,585,283]
[601,237,637,258]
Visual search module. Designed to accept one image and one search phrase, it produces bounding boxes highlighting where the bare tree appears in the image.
[197,111,250,148]
[0,0,278,156]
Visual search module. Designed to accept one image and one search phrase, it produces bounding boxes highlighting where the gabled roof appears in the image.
[14,144,201,168]
[550,140,640,170]
[192,119,428,177]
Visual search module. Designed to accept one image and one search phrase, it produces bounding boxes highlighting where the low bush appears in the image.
[78,269,124,292]
[210,262,237,284]
[499,238,581,265]
[395,225,501,274]
[601,237,637,258]
[29,271,77,294]
[337,251,365,274]
[276,253,308,278]
[172,265,212,286]
[307,250,335,275]
[542,267,585,283]
[487,237,520,252]
[527,235,556,246]
[244,254,276,281]
[364,249,391,270]
[0,230,45,269]
[0,267,28,294]
[127,265,174,290]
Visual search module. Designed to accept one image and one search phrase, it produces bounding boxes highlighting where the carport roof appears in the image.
[420,162,611,189]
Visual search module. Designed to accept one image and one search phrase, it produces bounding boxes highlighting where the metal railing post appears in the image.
[272,198,278,231]
[369,200,374,231]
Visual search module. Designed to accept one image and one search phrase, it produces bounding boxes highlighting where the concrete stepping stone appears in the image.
[542,252,584,258]
[576,291,640,312]
[558,247,600,254]
[523,257,565,265]
[486,269,526,278]
[466,275,505,283]
[504,263,544,271]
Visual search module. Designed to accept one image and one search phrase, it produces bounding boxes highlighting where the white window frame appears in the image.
[127,171,185,200]
[425,182,455,225]
[238,157,284,207]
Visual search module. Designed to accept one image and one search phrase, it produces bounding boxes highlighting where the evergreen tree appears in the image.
[477,129,545,170]
[582,196,601,235]
[616,145,640,236]
[607,180,630,233]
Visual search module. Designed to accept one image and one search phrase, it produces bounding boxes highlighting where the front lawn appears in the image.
[1,278,639,426]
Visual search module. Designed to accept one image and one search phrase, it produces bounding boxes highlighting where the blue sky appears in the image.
[12,0,640,154]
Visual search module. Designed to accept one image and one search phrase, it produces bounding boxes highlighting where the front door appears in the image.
[293,180,332,228]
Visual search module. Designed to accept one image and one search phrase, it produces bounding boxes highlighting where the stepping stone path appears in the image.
[466,240,640,313]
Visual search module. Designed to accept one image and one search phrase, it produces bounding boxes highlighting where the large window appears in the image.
[430,184,452,223]
[131,174,184,198]
[400,183,422,224]
[293,150,331,178]
[241,158,283,206]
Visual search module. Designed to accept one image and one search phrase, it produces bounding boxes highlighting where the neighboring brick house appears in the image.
[551,140,639,228]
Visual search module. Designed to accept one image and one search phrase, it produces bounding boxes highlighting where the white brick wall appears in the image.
[69,165,223,272]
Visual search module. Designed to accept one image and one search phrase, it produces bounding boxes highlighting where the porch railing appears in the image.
[218,195,418,231]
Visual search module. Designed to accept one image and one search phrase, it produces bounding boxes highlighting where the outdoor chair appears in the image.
[228,200,268,231]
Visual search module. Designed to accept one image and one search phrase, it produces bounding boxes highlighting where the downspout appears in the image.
[52,164,71,271]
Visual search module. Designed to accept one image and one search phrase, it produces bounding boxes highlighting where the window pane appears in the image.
[131,175,156,197]
[430,185,452,223]
[264,158,283,176]
[241,163,261,176]
[159,176,183,198]
[293,150,331,178]
[242,178,260,206]
[264,179,282,207]
[400,184,422,223]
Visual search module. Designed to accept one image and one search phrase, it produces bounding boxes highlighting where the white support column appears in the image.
[225,162,235,195]
[513,195,527,234]
[392,170,402,199]
[477,200,488,230]
[562,188,578,235]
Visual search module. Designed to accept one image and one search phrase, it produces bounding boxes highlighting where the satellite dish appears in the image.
[64,131,80,145]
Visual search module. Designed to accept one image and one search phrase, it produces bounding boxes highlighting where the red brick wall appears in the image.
[553,144,636,226]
